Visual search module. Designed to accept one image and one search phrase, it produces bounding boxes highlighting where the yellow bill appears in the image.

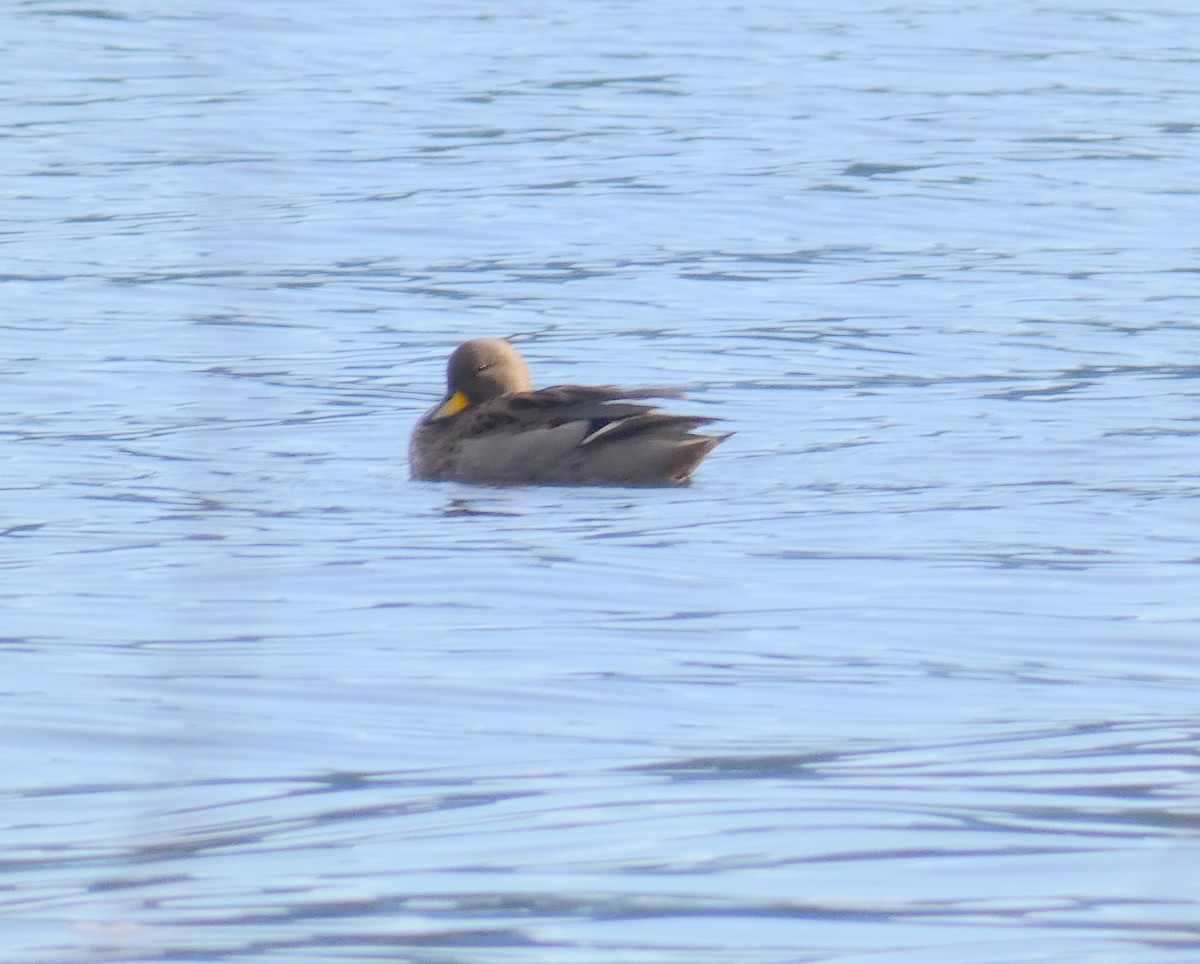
[430,390,470,420]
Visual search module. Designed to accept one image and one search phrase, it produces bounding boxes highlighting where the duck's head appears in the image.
[428,338,535,420]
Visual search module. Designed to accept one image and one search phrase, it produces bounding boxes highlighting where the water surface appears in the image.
[2,1,1199,961]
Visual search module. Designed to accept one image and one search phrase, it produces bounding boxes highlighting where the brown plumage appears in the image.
[410,339,729,486]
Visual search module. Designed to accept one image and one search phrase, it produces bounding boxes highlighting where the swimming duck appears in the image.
[410,339,728,486]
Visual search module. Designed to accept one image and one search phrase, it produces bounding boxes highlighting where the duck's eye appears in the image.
[476,363,492,373]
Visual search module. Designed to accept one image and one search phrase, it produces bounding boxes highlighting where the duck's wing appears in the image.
[440,385,727,486]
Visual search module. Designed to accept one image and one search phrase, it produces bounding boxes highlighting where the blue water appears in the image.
[3,2,1199,961]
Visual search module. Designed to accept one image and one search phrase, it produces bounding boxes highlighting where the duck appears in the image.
[410,339,728,486]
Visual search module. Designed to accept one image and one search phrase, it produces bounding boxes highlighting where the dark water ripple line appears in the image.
[5,408,379,445]
[11,889,1200,963]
